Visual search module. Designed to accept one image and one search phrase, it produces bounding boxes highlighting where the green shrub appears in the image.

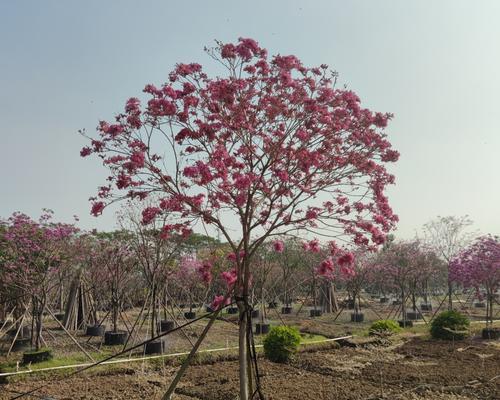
[369,319,401,336]
[430,310,470,340]
[263,326,301,363]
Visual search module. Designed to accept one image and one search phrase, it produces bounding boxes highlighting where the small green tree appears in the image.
[369,319,401,335]
[263,326,301,363]
[430,310,470,340]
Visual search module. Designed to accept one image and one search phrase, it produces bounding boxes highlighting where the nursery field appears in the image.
[1,295,499,400]
[1,331,499,400]
[2,7,500,400]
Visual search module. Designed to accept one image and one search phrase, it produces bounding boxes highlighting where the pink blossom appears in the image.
[198,261,213,284]
[273,240,285,253]
[275,170,289,182]
[316,258,334,278]
[130,151,145,168]
[340,265,356,278]
[338,252,355,266]
[141,207,161,224]
[211,295,230,310]
[91,201,105,216]
[307,239,321,253]
[221,268,238,287]
[80,147,92,157]
[305,208,319,220]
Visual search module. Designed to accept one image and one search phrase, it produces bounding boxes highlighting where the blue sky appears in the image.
[1,0,499,238]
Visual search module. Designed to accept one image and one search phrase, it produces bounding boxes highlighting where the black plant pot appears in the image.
[392,300,401,305]
[86,325,106,337]
[255,323,270,335]
[406,311,422,320]
[0,320,11,328]
[104,330,129,346]
[398,320,413,328]
[22,348,53,364]
[144,339,166,354]
[206,306,214,313]
[158,320,175,333]
[420,303,432,311]
[184,311,196,320]
[227,307,239,315]
[474,302,486,308]
[350,313,364,323]
[268,302,278,309]
[482,327,500,340]
[54,312,65,322]
[380,297,388,303]
[281,306,292,315]
[12,337,30,351]
[310,309,322,317]
[251,310,260,319]
[8,325,30,338]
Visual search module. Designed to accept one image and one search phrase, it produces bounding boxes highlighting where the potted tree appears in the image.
[3,211,77,362]
[91,234,136,346]
[451,235,500,340]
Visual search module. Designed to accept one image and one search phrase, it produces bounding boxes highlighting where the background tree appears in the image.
[118,202,182,339]
[337,250,373,317]
[423,216,474,310]
[80,37,399,399]
[91,235,136,334]
[450,235,500,324]
[3,211,77,350]
[376,240,420,325]
[272,238,306,311]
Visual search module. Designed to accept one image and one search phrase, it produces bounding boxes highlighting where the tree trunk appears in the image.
[423,279,429,303]
[59,280,64,313]
[151,283,157,340]
[401,288,407,324]
[487,288,493,324]
[312,276,317,311]
[447,281,453,311]
[112,288,118,333]
[237,300,249,400]
[35,296,45,351]
[320,281,338,313]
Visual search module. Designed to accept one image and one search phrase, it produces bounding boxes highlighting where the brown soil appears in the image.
[1,337,498,400]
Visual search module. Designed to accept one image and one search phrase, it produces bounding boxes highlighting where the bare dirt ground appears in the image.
[1,337,498,400]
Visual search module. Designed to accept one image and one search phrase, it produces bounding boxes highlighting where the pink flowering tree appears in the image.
[450,235,500,324]
[118,202,183,340]
[250,242,283,320]
[376,240,420,324]
[407,247,445,311]
[89,234,137,334]
[335,250,373,316]
[2,211,78,351]
[270,238,306,310]
[80,38,398,398]
[173,255,212,314]
[0,223,14,322]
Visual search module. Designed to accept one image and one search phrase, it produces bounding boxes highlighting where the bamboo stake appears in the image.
[45,306,95,362]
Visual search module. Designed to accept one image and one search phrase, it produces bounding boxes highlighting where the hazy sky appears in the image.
[1,0,499,239]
